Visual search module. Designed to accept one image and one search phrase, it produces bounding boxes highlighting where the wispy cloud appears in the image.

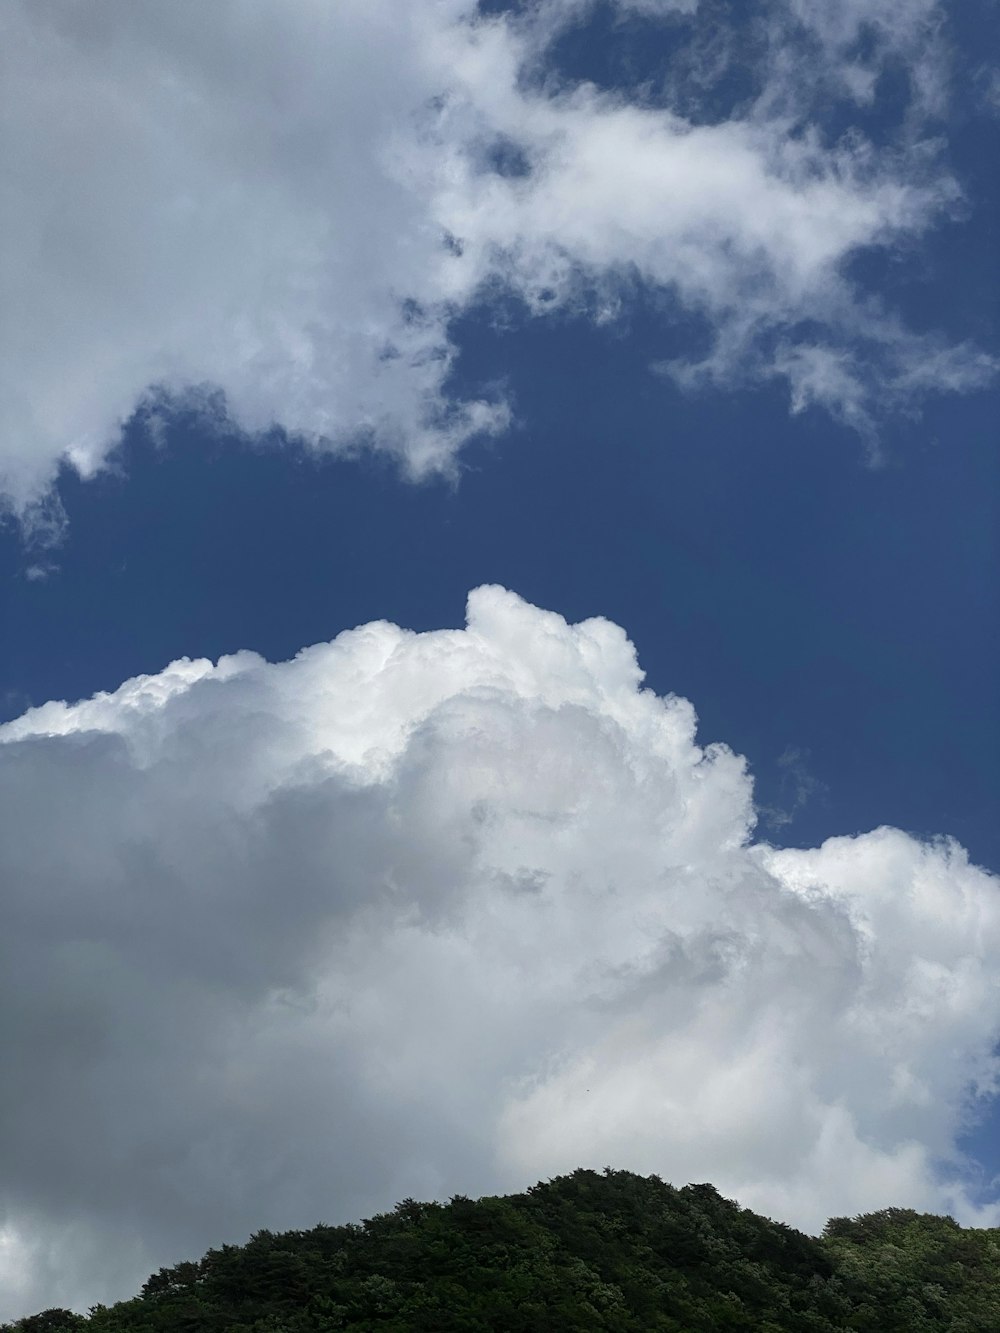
[759,744,827,830]
[1,0,992,513]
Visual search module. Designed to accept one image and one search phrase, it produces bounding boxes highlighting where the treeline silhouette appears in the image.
[7,1168,1000,1330]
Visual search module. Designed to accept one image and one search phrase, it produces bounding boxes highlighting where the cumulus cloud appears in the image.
[1,587,999,1317]
[1,0,992,511]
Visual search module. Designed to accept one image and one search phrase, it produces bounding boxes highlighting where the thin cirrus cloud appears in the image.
[2,0,994,513]
[1,587,998,1317]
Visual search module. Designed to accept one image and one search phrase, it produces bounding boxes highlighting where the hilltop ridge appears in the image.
[7,1169,1000,1331]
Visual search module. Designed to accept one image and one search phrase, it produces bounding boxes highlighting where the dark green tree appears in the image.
[7,1171,1000,1332]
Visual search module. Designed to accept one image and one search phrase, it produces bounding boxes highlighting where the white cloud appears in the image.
[2,586,999,1317]
[782,0,948,112]
[1,0,992,512]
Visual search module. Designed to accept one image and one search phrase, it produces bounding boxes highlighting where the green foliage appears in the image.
[5,1171,1000,1331]
[3,1315,88,1333]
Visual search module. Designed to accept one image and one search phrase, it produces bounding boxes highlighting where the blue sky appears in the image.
[1,0,998,1318]
[4,307,997,866]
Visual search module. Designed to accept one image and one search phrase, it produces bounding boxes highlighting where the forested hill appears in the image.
[7,1169,1000,1332]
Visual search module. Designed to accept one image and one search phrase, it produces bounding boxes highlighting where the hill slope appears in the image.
[6,1169,1000,1331]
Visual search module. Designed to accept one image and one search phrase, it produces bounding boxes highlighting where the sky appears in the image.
[0,0,998,1319]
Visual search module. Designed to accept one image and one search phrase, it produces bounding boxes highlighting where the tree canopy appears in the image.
[6,1169,1000,1331]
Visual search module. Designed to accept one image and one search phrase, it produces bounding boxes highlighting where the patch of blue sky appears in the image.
[3,300,996,869]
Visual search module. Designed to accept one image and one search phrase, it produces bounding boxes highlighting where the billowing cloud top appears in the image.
[1,587,998,1317]
[2,0,994,511]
